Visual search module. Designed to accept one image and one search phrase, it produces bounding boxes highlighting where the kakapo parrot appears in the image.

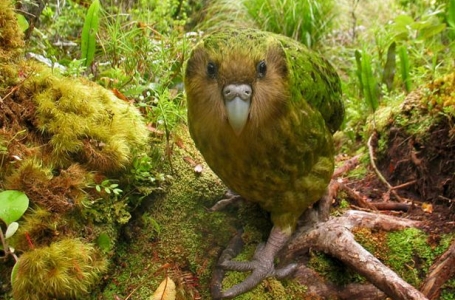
[184,28,344,298]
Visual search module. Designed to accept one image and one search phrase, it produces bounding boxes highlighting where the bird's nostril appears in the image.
[223,84,252,101]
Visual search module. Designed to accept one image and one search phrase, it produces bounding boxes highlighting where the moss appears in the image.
[353,227,389,261]
[0,0,24,62]
[0,3,153,296]
[12,238,108,300]
[441,278,455,300]
[14,62,150,173]
[354,226,454,289]
[98,126,312,299]
[423,73,455,114]
[386,228,454,287]
[308,251,365,286]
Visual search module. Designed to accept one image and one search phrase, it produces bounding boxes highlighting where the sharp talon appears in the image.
[211,227,293,299]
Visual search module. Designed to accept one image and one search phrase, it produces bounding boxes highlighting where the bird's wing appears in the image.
[277,34,345,133]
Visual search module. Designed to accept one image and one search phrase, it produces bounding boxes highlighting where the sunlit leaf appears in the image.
[150,277,176,300]
[0,191,29,225]
[5,222,19,239]
[81,0,101,67]
[15,14,29,32]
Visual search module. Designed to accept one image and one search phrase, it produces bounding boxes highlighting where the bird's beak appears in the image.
[223,84,252,135]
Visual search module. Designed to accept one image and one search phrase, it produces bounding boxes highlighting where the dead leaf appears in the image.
[150,277,176,300]
[422,203,433,213]
[112,88,129,102]
[146,124,165,136]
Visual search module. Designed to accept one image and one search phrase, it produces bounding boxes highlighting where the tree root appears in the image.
[211,152,452,299]
[368,131,410,202]
[277,156,436,300]
[294,264,387,300]
[283,208,427,300]
[420,239,455,300]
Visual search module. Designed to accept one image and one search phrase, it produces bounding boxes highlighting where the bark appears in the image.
[283,210,428,300]
[420,239,455,299]
[295,264,387,300]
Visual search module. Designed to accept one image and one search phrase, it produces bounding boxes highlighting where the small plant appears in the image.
[81,0,101,68]
[244,0,336,48]
[95,179,123,196]
[0,190,29,262]
[355,49,380,114]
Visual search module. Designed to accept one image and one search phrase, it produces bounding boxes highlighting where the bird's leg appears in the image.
[214,226,298,299]
[208,189,244,212]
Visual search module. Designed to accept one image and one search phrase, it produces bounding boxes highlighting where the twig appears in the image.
[372,202,410,212]
[335,180,377,210]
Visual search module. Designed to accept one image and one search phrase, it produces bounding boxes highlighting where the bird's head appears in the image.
[185,29,290,136]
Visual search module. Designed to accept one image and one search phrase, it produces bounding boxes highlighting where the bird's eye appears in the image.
[207,62,217,79]
[257,60,267,78]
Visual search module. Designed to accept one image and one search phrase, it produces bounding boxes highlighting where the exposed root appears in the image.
[284,210,427,300]
[368,131,407,202]
[420,239,455,300]
[279,156,432,300]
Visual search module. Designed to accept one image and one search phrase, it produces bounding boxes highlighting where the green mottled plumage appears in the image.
[185,28,343,233]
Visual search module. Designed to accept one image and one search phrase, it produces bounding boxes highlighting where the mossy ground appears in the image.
[95,126,310,299]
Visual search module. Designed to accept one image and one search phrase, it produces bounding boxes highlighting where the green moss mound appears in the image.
[12,239,107,300]
[0,1,152,297]
[17,63,149,173]
[0,0,24,62]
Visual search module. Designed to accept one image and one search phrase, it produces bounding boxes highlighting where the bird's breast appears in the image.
[191,108,334,214]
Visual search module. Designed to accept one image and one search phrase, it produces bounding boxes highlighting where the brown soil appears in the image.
[346,115,455,236]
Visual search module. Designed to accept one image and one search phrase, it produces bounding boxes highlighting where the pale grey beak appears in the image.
[223,84,252,135]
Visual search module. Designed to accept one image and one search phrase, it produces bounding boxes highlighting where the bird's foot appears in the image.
[208,190,244,212]
[211,227,297,299]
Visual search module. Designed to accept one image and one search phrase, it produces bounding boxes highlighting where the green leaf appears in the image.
[5,222,19,239]
[356,50,379,112]
[449,0,455,28]
[382,42,397,92]
[11,260,19,285]
[0,191,29,225]
[81,0,101,67]
[418,23,446,40]
[354,50,364,93]
[398,45,411,93]
[96,232,112,253]
[15,14,29,32]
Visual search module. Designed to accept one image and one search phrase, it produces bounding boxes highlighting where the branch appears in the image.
[284,210,427,300]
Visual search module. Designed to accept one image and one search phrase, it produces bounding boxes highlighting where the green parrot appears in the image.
[185,27,344,298]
